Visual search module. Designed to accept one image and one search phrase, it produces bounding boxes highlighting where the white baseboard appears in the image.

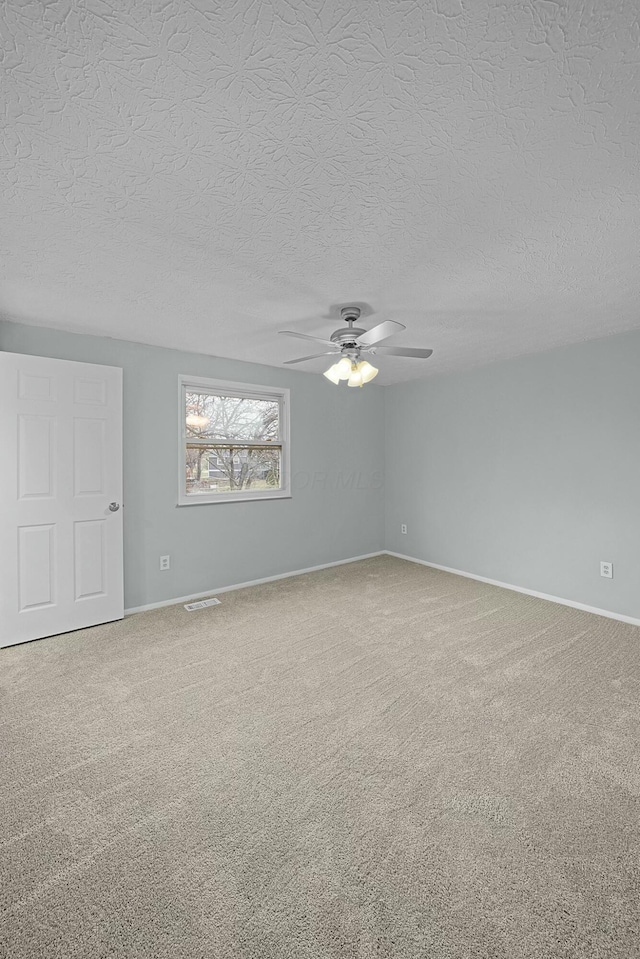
[125,548,640,628]
[124,551,385,616]
[384,550,640,628]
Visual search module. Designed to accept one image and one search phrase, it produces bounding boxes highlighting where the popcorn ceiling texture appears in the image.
[2,0,640,383]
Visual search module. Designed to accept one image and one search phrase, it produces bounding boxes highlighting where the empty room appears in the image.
[1,1,639,957]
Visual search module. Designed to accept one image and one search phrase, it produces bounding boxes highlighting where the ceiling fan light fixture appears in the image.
[324,358,379,388]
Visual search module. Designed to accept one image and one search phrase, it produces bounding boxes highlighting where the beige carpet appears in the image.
[1,555,639,958]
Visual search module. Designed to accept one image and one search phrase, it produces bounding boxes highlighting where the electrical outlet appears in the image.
[401,524,407,534]
[600,561,613,579]
[160,555,170,571]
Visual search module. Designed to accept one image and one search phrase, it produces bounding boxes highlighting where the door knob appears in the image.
[108,502,120,512]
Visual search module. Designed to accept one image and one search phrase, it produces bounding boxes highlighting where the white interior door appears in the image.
[0,352,123,647]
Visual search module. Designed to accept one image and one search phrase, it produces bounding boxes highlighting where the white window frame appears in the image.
[178,375,291,505]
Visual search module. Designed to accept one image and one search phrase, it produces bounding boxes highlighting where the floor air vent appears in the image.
[184,598,221,611]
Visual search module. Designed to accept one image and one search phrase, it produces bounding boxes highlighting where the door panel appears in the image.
[0,352,123,647]
[74,520,107,600]
[18,371,56,401]
[73,376,107,406]
[18,415,56,499]
[18,524,56,610]
[73,418,105,495]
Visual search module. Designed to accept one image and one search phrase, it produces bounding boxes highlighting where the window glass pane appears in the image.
[186,445,281,495]
[185,392,279,443]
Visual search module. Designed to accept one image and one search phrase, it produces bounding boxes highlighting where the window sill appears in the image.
[177,491,292,506]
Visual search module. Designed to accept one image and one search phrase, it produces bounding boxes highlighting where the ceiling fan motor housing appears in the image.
[330,307,366,347]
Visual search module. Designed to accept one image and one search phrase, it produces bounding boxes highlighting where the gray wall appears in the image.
[4,318,638,621]
[385,329,640,619]
[0,320,385,610]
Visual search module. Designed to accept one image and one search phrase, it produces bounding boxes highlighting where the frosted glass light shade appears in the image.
[347,368,364,387]
[358,361,378,383]
[336,357,353,380]
[323,364,341,384]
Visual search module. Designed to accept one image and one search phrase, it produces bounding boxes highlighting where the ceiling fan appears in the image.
[278,307,433,387]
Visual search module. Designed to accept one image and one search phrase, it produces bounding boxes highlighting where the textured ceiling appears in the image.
[2,0,640,385]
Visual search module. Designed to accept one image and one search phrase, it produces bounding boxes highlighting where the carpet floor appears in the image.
[1,554,639,958]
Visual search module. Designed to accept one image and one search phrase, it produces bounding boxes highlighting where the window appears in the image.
[178,375,290,504]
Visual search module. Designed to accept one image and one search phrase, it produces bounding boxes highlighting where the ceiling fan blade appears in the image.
[357,319,406,346]
[278,330,336,348]
[371,346,433,358]
[283,352,339,365]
